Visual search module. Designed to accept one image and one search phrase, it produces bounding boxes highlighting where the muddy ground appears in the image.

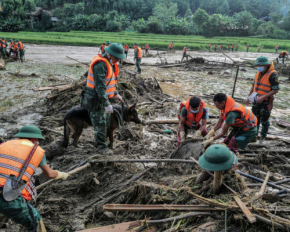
[1,45,290,232]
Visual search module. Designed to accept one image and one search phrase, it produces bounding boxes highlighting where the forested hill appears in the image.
[1,0,290,39]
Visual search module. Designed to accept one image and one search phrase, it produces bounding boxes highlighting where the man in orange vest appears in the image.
[231,44,234,52]
[171,43,174,50]
[276,44,279,53]
[276,51,288,64]
[219,44,223,51]
[134,43,142,74]
[246,56,279,144]
[8,39,14,56]
[123,43,129,58]
[0,37,7,59]
[228,45,230,51]
[177,96,208,146]
[100,43,105,54]
[80,43,125,154]
[16,39,24,62]
[202,93,257,154]
[247,44,249,52]
[208,43,211,51]
[145,43,150,56]
[258,45,261,52]
[168,43,172,52]
[0,125,69,232]
[181,44,189,62]
[214,44,217,52]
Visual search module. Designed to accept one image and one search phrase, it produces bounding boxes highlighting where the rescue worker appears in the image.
[196,144,238,184]
[214,44,217,52]
[124,43,129,58]
[9,39,14,56]
[13,41,18,58]
[171,43,174,50]
[219,44,223,51]
[0,37,7,59]
[105,40,111,49]
[202,93,257,154]
[134,43,142,74]
[168,43,172,52]
[80,43,125,154]
[245,56,279,144]
[100,43,105,54]
[16,39,24,62]
[177,96,208,147]
[208,43,211,52]
[231,44,234,52]
[0,125,69,232]
[228,45,230,51]
[236,44,238,51]
[276,51,288,64]
[247,45,249,52]
[258,45,261,53]
[181,44,189,62]
[276,44,279,53]
[145,43,150,56]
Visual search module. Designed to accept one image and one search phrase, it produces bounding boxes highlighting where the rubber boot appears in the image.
[99,147,113,155]
[259,137,265,144]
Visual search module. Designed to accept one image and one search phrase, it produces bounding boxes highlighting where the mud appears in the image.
[1,45,290,232]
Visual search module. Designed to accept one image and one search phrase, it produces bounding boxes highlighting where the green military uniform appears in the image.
[183,47,187,57]
[135,47,142,74]
[0,37,7,59]
[16,40,24,62]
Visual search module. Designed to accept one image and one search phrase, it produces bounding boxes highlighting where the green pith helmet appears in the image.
[105,43,126,59]
[124,43,127,45]
[199,144,237,171]
[1,37,5,40]
[13,125,45,140]
[134,43,138,45]
[106,40,111,44]
[9,39,12,42]
[15,40,19,42]
[186,44,189,47]
[253,56,271,66]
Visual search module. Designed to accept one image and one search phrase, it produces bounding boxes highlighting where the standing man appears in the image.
[276,44,279,53]
[208,43,211,52]
[214,44,217,52]
[0,37,7,59]
[124,43,129,58]
[228,45,230,51]
[177,96,208,146]
[171,43,174,51]
[16,39,24,62]
[168,43,172,52]
[258,45,261,53]
[276,51,288,64]
[219,44,223,51]
[80,43,125,154]
[236,44,239,51]
[8,39,14,56]
[145,43,150,56]
[247,44,249,52]
[0,125,69,232]
[181,44,189,62]
[231,44,234,52]
[134,43,142,74]
[100,43,105,54]
[105,40,111,49]
[246,56,279,144]
[202,93,257,154]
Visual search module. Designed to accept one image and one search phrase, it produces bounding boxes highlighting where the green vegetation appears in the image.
[3,31,290,52]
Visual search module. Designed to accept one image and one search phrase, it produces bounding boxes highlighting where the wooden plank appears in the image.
[258,171,270,196]
[233,196,256,223]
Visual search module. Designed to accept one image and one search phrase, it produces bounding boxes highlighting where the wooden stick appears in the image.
[253,214,288,231]
[232,65,239,98]
[147,95,163,105]
[213,171,222,194]
[36,163,91,190]
[233,196,256,223]
[258,171,270,196]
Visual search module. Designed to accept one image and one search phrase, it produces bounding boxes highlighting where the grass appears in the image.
[2,31,290,52]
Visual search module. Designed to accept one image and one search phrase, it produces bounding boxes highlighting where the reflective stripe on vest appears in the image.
[137,47,142,58]
[253,69,276,99]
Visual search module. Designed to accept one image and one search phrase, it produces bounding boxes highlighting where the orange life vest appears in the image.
[281,51,287,57]
[136,47,142,58]
[209,44,211,47]
[145,44,149,49]
[172,43,174,47]
[258,47,261,50]
[9,42,14,49]
[232,44,234,48]
[169,44,172,48]
[253,61,277,101]
[247,46,249,49]
[101,44,105,52]
[220,45,223,48]
[178,99,206,129]
[221,96,257,131]
[236,45,239,48]
[18,41,24,50]
[87,55,119,99]
[1,40,6,48]
[13,43,18,51]
[183,47,187,54]
[215,44,217,48]
[276,45,279,49]
[124,45,128,51]
[0,139,45,201]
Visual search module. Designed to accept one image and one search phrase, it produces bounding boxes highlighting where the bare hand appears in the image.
[256,96,264,104]
[245,99,250,106]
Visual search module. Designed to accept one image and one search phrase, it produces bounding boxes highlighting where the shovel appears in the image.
[3,142,39,201]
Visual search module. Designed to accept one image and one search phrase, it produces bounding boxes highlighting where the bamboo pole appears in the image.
[213,171,223,194]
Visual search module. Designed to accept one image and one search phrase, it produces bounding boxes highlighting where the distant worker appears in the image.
[100,43,105,54]
[228,45,230,51]
[219,44,223,51]
[13,41,18,58]
[247,45,249,52]
[258,45,261,53]
[0,125,69,232]
[177,96,208,146]
[208,43,211,52]
[171,43,174,50]
[236,44,239,51]
[168,43,172,52]
[81,43,125,154]
[214,44,217,52]
[276,44,279,53]
[0,37,7,59]
[124,43,129,58]
[181,44,189,62]
[8,39,14,56]
[232,44,234,52]
[276,51,288,64]
[145,43,150,56]
[16,39,24,62]
[105,40,111,48]
[246,56,279,144]
[134,43,142,74]
[202,93,257,154]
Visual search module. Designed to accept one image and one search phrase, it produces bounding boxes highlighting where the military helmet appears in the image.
[134,43,138,45]
[199,144,237,171]
[13,125,45,140]
[124,43,127,45]
[253,56,271,66]
[186,44,189,47]
[106,40,111,44]
[104,43,126,59]
[1,37,5,40]
[9,39,12,42]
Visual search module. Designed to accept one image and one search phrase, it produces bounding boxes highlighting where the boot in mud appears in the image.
[259,137,265,144]
[99,147,113,155]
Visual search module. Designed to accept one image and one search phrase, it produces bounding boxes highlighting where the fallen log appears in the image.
[46,80,86,99]
[254,214,289,231]
[90,159,198,164]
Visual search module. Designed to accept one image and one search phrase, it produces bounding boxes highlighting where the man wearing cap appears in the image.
[0,125,69,232]
[0,37,7,59]
[124,43,129,58]
[177,96,208,146]
[196,144,238,185]
[181,45,189,62]
[134,43,142,74]
[245,56,279,144]
[80,43,126,154]
[202,93,257,154]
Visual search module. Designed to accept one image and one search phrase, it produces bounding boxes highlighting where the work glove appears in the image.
[55,170,69,180]
[205,129,215,140]
[180,131,186,142]
[201,138,214,147]
[193,130,202,138]
[105,105,114,114]
[115,94,123,101]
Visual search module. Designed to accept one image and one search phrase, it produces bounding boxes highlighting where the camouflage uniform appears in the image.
[135,48,142,74]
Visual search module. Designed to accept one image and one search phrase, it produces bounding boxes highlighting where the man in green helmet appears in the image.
[16,39,25,62]
[134,43,142,74]
[0,37,7,59]
[245,56,279,144]
[196,144,238,185]
[181,45,189,62]
[0,125,69,232]
[80,43,126,155]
